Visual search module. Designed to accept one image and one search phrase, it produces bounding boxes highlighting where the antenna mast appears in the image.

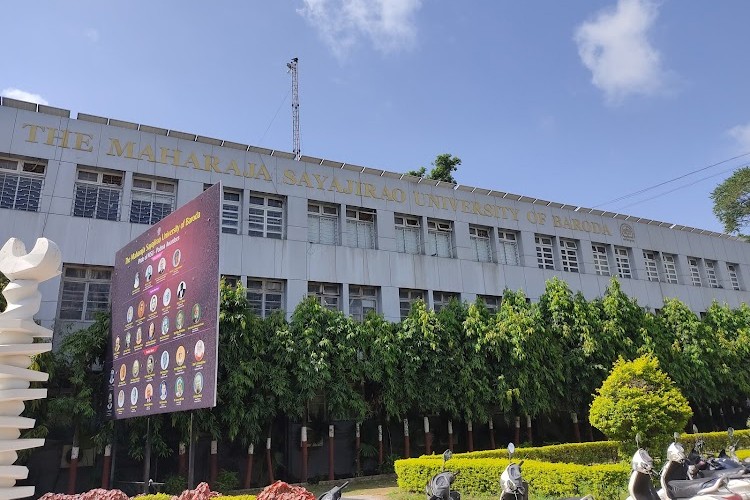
[287,57,300,160]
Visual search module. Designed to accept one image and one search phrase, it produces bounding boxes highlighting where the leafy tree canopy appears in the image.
[711,166,750,235]
[589,355,692,452]
[407,154,461,184]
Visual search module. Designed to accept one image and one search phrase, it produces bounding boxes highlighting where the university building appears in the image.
[1,97,749,342]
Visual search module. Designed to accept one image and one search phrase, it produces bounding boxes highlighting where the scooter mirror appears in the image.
[442,449,453,463]
[728,427,735,439]
[673,432,680,443]
[507,442,515,458]
[635,433,641,447]
[692,424,699,434]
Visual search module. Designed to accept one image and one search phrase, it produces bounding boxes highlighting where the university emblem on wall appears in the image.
[620,223,635,242]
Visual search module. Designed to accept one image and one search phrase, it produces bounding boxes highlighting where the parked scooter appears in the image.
[500,443,528,500]
[499,443,592,500]
[426,450,461,500]
[318,480,350,500]
[687,428,748,480]
[625,433,740,500]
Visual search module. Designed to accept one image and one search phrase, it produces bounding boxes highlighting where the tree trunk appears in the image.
[301,426,308,483]
[101,444,111,489]
[403,419,410,458]
[355,422,361,475]
[67,426,80,494]
[447,420,453,452]
[526,415,532,445]
[514,416,520,445]
[328,424,335,481]
[571,412,581,443]
[378,423,383,468]
[243,444,254,489]
[209,440,218,485]
[489,418,496,449]
[178,442,187,476]
[467,421,474,452]
[423,417,431,455]
[265,437,274,484]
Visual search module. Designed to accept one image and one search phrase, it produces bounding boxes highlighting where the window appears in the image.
[498,230,519,266]
[426,219,453,258]
[349,285,378,321]
[727,264,741,291]
[399,288,425,320]
[308,202,339,245]
[705,260,719,288]
[248,194,284,238]
[643,251,660,282]
[222,275,240,288]
[433,291,459,312]
[688,258,702,286]
[662,254,678,284]
[345,207,376,249]
[559,239,579,273]
[478,295,501,314]
[130,177,175,224]
[0,156,45,212]
[59,266,112,321]
[222,189,241,234]
[308,282,340,311]
[470,226,493,262]
[395,214,421,254]
[73,168,122,221]
[535,235,555,270]
[592,244,610,276]
[614,247,632,279]
[247,278,284,317]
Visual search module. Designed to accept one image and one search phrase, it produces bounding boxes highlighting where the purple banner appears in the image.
[107,183,220,419]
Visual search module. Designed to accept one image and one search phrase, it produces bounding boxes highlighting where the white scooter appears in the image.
[626,434,744,500]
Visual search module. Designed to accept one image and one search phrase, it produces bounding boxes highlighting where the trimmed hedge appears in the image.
[419,429,749,464]
[422,441,620,465]
[395,457,629,499]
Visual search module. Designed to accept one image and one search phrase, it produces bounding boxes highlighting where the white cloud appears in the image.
[728,123,750,152]
[0,88,48,105]
[298,0,422,59]
[574,0,665,103]
[85,28,100,43]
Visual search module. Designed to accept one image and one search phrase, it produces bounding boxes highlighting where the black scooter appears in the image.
[426,450,461,500]
[319,480,350,500]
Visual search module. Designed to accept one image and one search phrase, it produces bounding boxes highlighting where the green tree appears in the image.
[589,355,693,452]
[711,166,750,235]
[406,154,462,183]
[47,312,110,488]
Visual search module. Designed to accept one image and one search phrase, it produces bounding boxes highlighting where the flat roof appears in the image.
[0,96,738,241]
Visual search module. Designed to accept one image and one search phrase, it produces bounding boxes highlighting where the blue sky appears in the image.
[3,1,750,232]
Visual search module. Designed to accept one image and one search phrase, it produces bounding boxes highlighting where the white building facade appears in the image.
[1,98,748,341]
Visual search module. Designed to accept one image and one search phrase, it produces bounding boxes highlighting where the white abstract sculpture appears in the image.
[0,238,61,499]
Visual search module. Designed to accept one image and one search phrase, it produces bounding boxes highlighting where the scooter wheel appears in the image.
[449,491,461,500]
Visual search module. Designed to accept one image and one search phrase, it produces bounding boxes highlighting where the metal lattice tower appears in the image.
[287,57,300,160]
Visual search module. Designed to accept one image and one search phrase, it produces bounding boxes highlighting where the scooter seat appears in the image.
[698,466,750,479]
[667,477,723,499]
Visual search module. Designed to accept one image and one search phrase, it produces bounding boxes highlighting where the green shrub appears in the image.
[590,355,692,454]
[396,456,629,499]
[687,429,750,455]
[161,474,187,495]
[132,493,256,500]
[214,469,240,493]
[422,441,620,465]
